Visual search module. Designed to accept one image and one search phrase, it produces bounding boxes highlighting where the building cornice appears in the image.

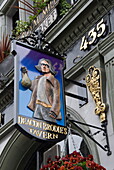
[46,0,94,42]
[64,32,114,79]
[46,0,114,54]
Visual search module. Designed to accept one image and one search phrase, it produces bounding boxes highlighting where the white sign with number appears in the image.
[36,8,57,33]
[80,18,106,50]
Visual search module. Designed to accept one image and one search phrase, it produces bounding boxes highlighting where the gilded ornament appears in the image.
[86,66,106,122]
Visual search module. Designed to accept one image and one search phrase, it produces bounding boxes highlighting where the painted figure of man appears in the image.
[21,58,61,123]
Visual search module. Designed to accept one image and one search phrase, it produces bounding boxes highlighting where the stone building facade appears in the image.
[0,0,114,169]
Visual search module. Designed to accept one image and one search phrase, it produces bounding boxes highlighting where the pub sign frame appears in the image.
[14,41,67,142]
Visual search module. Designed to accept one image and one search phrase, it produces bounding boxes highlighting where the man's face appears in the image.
[40,60,50,73]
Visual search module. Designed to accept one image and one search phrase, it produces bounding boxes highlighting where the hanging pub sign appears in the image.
[14,41,67,142]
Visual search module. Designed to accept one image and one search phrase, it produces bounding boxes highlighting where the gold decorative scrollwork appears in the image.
[86,66,106,122]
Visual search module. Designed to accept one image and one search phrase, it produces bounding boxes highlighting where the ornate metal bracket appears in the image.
[11,29,66,58]
[67,114,112,156]
[86,66,106,122]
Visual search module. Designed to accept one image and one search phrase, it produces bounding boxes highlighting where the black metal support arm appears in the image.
[65,78,88,104]
[65,91,88,102]
[67,115,112,156]
[65,78,86,88]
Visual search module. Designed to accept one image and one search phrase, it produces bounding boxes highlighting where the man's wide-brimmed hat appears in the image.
[35,58,56,75]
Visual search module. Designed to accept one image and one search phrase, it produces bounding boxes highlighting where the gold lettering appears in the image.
[18,116,26,124]
[43,122,47,130]
[18,116,67,139]
[47,124,53,131]
[52,125,57,132]
[35,121,42,128]
[25,119,32,126]
[18,116,21,124]
[43,131,48,138]
[47,132,53,139]
[64,128,68,135]
[36,130,42,137]
[18,116,44,129]
[43,123,50,130]
[32,120,36,127]
[53,133,58,139]
[29,128,33,133]
[29,128,43,137]
[59,127,64,134]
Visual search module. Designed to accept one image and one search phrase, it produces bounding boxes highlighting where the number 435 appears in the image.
[80,18,106,51]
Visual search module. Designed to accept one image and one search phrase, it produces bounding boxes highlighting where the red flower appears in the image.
[70,165,83,170]
[64,161,70,165]
[70,156,79,163]
[40,151,106,170]
[61,157,69,162]
[59,165,65,170]
[97,165,106,170]
[47,158,52,164]
[86,160,102,169]
[56,160,63,166]
[71,151,81,157]
[55,156,61,161]
[42,165,49,170]
[86,160,95,168]
[75,166,83,170]
[50,164,59,170]
[65,154,70,159]
[64,161,73,168]
[77,156,86,162]
[47,163,52,167]
[67,162,73,168]
[86,154,93,161]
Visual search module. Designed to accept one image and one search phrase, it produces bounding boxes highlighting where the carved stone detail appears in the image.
[0,81,14,112]
[86,66,106,122]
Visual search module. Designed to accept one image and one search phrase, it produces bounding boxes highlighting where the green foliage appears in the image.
[32,0,49,14]
[12,20,30,37]
[76,162,88,170]
[12,0,71,37]
[29,15,37,22]
[58,0,71,16]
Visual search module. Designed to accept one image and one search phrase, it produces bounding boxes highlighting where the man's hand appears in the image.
[21,66,28,74]
[21,66,31,87]
[49,111,57,119]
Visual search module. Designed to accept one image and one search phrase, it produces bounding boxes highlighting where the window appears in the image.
[57,129,90,157]
[12,10,19,30]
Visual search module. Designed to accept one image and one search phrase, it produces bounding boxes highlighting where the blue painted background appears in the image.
[15,43,66,126]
